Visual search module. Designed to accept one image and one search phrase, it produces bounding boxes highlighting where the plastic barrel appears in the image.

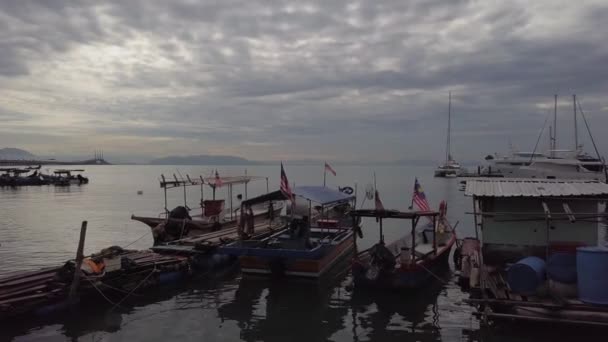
[547,253,577,284]
[577,246,608,305]
[507,256,546,295]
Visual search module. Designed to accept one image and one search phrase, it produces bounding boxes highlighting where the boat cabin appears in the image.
[465,178,608,265]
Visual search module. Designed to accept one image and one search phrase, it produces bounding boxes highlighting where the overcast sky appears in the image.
[1,0,607,162]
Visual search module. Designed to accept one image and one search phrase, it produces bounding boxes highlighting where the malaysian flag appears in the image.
[412,178,431,211]
[374,189,385,211]
[280,163,294,203]
[324,162,336,176]
[214,169,223,188]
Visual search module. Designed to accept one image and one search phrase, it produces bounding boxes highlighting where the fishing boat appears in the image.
[463,178,608,327]
[53,169,89,185]
[350,206,456,290]
[434,92,462,178]
[219,186,357,278]
[131,173,283,244]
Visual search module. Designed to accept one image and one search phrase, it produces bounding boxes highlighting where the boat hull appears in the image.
[236,232,355,278]
[352,234,455,290]
[132,205,283,240]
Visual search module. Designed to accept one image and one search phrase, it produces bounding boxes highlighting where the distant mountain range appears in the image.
[0,147,36,160]
[148,155,253,165]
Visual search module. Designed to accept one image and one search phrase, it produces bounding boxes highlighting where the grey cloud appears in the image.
[0,0,607,162]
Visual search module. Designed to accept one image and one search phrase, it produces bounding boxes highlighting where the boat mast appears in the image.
[573,94,578,155]
[552,94,557,158]
[446,92,452,163]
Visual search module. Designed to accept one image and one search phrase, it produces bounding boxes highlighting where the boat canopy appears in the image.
[203,175,266,187]
[241,190,284,206]
[350,209,439,219]
[241,186,354,207]
[293,186,354,206]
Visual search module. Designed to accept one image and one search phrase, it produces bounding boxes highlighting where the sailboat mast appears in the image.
[552,94,557,157]
[573,94,578,154]
[446,92,451,162]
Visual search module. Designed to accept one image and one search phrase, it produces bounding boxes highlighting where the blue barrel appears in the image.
[507,256,546,295]
[577,247,608,305]
[547,253,577,284]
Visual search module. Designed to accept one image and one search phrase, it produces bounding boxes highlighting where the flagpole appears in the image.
[409,178,415,210]
[323,162,327,187]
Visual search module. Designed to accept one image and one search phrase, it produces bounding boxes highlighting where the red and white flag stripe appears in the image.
[280,162,294,203]
[324,162,337,176]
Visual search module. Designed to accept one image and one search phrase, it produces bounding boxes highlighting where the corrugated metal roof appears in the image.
[464,178,608,197]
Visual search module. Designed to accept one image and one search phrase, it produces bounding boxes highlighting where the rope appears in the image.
[418,262,449,285]
[110,267,157,312]
[84,276,126,310]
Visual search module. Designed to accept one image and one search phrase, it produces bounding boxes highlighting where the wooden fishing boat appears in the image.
[131,173,283,244]
[350,207,456,290]
[0,248,189,320]
[219,186,357,278]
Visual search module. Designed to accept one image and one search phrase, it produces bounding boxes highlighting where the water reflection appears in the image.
[350,269,448,342]
[218,276,349,342]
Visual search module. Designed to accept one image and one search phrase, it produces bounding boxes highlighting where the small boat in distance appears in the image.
[53,169,89,185]
[435,92,462,177]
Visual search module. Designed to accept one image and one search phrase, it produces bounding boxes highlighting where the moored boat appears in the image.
[434,92,463,178]
[350,207,456,290]
[219,185,358,278]
[351,178,456,290]
[131,173,283,244]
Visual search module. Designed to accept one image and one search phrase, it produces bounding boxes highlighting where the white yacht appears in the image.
[482,95,605,181]
[434,92,462,178]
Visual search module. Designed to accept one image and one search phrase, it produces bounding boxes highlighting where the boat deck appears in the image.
[467,269,608,327]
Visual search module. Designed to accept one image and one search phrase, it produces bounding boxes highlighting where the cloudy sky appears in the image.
[1,0,607,163]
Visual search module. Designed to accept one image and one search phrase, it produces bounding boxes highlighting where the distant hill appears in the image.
[0,147,36,160]
[148,155,252,165]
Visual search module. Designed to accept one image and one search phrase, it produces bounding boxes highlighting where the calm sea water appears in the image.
[0,165,598,341]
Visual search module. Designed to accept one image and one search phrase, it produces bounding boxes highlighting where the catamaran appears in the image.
[434,92,462,177]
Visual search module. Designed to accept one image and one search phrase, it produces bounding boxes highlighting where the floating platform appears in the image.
[466,269,608,328]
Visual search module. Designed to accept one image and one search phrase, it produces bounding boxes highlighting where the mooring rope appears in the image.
[110,266,157,312]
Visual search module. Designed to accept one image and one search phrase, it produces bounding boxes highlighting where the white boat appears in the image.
[435,92,462,177]
[482,96,605,181]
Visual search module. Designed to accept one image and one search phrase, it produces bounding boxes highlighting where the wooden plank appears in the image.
[475,311,608,327]
[0,273,57,288]
[0,284,48,300]
[465,298,608,313]
[0,289,63,305]
[0,267,60,284]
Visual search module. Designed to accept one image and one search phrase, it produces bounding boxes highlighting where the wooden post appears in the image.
[411,216,418,261]
[379,217,384,243]
[69,221,87,305]
[432,215,437,254]
[352,215,358,253]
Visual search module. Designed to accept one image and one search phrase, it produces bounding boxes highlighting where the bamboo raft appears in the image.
[466,269,608,327]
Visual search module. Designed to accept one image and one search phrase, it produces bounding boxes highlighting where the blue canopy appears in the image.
[293,186,354,206]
